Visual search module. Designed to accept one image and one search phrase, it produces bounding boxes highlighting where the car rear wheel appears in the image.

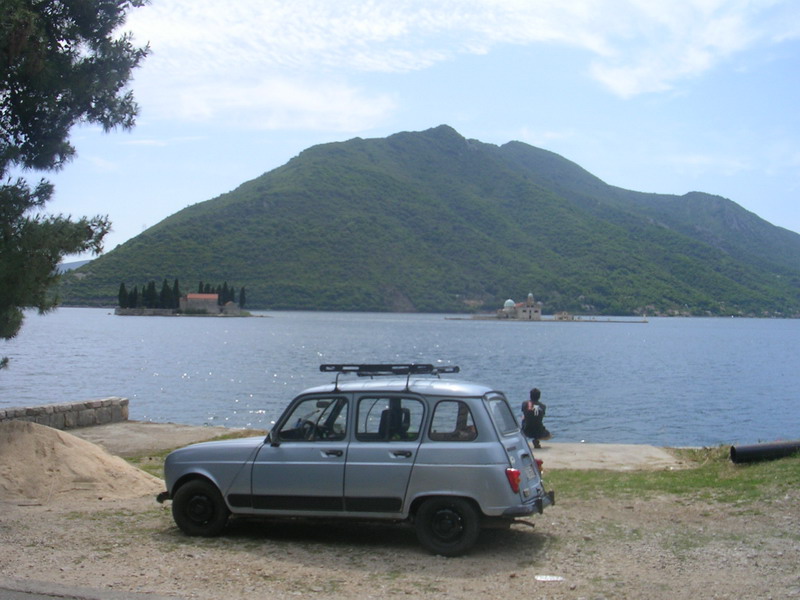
[172,479,229,536]
[415,497,480,556]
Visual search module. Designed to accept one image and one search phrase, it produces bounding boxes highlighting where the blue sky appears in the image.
[44,0,800,260]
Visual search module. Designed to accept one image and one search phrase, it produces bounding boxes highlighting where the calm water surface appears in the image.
[1,308,798,447]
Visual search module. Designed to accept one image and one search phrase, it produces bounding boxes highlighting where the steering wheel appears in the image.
[300,420,316,440]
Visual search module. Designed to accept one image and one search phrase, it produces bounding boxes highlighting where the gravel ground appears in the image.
[2,421,799,599]
[2,487,799,600]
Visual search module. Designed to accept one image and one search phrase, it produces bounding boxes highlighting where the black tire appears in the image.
[172,479,230,537]
[414,497,480,556]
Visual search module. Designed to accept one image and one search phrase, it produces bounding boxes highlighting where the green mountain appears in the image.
[59,125,800,316]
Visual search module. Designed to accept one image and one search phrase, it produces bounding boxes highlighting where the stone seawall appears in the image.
[0,397,128,430]
[115,308,176,316]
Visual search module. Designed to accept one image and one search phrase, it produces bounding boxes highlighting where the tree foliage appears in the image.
[118,279,245,310]
[1,0,149,365]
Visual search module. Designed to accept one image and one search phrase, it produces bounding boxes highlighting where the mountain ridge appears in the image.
[59,125,800,316]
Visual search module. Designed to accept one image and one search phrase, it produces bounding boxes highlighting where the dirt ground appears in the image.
[67,420,685,470]
[1,421,799,600]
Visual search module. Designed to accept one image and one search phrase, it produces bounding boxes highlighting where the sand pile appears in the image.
[0,420,163,504]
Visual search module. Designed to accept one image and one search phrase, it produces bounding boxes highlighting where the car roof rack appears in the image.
[320,363,460,389]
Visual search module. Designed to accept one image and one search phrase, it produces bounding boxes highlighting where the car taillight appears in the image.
[536,458,544,473]
[505,468,521,493]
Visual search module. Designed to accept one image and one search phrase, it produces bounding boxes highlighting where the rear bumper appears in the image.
[502,490,555,517]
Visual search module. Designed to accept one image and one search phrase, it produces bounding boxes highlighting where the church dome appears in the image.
[504,299,515,308]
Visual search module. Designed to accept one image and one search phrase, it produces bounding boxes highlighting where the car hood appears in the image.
[166,435,266,463]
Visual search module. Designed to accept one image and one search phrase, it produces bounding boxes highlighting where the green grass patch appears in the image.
[126,438,799,508]
[545,446,800,505]
[126,449,172,478]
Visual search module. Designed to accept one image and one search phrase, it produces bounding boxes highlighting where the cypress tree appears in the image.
[118,283,128,308]
[146,281,157,308]
[173,279,181,308]
[239,287,246,309]
[159,279,171,309]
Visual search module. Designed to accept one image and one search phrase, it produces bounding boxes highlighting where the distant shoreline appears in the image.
[448,316,649,323]
[113,307,255,317]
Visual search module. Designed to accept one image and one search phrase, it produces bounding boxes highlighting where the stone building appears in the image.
[497,293,542,320]
[179,293,220,313]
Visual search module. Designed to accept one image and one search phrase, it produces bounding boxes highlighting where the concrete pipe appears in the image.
[729,440,800,464]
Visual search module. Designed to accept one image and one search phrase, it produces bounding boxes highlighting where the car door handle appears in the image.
[392,450,412,458]
[324,450,343,457]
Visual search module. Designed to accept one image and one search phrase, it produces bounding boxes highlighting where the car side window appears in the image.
[356,396,424,441]
[486,396,519,436]
[276,397,347,441]
[429,400,478,441]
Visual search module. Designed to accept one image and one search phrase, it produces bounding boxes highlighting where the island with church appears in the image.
[113,280,250,317]
[461,293,648,323]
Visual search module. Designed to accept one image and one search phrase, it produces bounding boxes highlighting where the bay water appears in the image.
[1,308,798,447]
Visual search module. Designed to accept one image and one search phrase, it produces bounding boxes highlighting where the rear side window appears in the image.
[356,396,424,441]
[486,397,519,436]
[429,400,477,441]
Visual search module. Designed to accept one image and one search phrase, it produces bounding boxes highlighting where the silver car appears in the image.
[157,364,554,556]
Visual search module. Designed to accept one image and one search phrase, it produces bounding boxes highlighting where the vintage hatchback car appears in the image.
[157,364,554,556]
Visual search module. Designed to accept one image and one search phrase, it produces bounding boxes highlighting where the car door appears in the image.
[250,395,349,513]
[344,395,425,514]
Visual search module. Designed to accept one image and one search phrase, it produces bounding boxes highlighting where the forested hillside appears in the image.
[59,125,800,316]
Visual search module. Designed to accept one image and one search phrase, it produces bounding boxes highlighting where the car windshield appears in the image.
[485,395,519,436]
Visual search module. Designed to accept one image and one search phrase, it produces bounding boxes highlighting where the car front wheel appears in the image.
[172,479,229,536]
[415,497,480,556]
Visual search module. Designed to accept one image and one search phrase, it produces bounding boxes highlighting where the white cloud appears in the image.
[122,0,800,125]
[165,77,396,130]
[586,1,769,97]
